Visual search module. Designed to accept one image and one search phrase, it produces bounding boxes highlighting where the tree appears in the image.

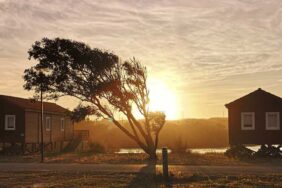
[23,38,166,160]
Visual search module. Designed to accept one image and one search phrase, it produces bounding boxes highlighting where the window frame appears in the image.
[241,112,255,130]
[60,118,65,131]
[5,115,16,131]
[45,116,51,131]
[266,112,280,130]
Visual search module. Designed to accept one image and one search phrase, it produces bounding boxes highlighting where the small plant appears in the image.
[225,145,254,159]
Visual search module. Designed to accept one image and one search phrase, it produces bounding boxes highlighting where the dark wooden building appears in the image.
[0,95,73,152]
[225,88,282,145]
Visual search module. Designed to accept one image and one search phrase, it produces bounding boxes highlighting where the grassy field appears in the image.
[0,171,282,187]
[1,152,282,187]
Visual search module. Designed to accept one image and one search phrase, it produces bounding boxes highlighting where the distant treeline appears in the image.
[75,118,228,149]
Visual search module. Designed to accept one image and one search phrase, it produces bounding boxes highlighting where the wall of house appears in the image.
[0,99,25,143]
[25,111,73,144]
[228,95,282,145]
[25,111,40,143]
[63,117,73,141]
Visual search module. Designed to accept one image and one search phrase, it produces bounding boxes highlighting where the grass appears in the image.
[0,171,282,187]
[1,152,282,187]
[0,171,133,188]
[171,173,282,187]
[1,152,282,166]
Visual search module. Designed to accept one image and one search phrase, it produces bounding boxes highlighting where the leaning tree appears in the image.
[23,38,166,160]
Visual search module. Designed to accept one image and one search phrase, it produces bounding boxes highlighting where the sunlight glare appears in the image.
[148,79,178,120]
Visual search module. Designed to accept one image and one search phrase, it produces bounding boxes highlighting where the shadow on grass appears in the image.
[127,161,173,188]
[127,161,157,188]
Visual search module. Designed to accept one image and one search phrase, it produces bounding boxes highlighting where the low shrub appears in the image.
[255,145,282,158]
[225,145,254,159]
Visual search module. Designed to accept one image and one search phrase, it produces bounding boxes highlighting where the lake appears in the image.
[115,146,261,154]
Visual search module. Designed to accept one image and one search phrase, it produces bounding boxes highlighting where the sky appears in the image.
[1,0,282,119]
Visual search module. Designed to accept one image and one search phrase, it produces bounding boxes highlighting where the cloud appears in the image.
[0,0,282,117]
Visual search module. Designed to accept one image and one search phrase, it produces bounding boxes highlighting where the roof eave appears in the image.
[24,109,68,115]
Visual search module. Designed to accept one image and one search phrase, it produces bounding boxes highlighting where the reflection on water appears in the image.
[115,146,261,154]
[190,146,261,154]
[117,148,171,154]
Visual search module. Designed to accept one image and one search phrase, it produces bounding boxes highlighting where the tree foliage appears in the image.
[24,38,166,160]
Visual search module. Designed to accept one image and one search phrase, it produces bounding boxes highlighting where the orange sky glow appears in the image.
[1,0,282,119]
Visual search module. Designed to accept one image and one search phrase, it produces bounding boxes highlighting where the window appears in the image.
[60,118,65,131]
[241,112,255,130]
[46,117,51,131]
[266,112,280,130]
[5,115,16,130]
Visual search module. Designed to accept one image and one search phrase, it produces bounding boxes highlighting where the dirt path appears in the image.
[0,163,282,175]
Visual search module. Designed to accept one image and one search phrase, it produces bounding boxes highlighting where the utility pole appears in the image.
[40,73,44,163]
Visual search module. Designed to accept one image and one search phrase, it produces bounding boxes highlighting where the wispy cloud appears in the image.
[0,0,282,117]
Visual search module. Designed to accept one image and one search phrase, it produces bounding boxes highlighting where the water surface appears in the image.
[116,146,261,154]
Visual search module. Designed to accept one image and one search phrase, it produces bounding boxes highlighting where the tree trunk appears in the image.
[147,147,157,162]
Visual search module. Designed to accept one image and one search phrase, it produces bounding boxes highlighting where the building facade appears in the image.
[225,88,282,145]
[0,95,73,152]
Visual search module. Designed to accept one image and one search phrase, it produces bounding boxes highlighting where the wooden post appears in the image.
[162,147,169,181]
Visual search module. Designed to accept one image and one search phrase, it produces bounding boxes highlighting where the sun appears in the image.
[148,80,178,120]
